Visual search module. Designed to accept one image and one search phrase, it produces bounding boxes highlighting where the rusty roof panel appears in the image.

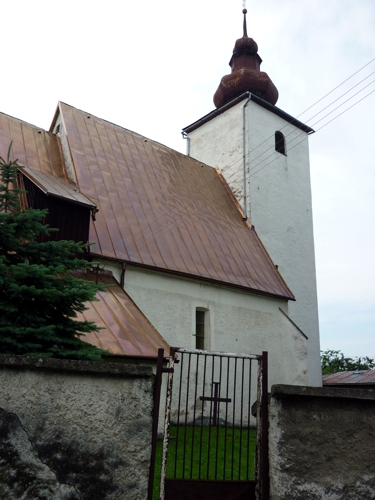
[75,271,170,358]
[323,370,375,385]
[20,166,96,208]
[0,112,64,178]
[60,102,294,300]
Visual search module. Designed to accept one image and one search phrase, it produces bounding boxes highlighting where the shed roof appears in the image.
[20,165,96,209]
[57,102,294,300]
[323,370,375,386]
[75,270,170,359]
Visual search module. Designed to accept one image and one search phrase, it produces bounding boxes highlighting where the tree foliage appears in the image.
[0,145,108,360]
[321,349,375,375]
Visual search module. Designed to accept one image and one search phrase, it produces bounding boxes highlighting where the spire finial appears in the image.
[242,2,248,37]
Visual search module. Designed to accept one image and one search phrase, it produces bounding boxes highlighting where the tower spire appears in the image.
[213,7,279,108]
[243,8,248,37]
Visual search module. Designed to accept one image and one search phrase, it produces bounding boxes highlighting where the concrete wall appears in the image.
[0,355,154,500]
[187,98,321,386]
[269,385,375,499]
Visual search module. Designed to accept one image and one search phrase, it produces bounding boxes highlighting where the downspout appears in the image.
[182,131,191,156]
[242,92,251,220]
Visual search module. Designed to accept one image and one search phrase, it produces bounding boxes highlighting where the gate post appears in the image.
[261,351,269,500]
[148,348,165,500]
[159,348,176,500]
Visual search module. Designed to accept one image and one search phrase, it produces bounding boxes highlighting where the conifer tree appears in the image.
[0,145,108,360]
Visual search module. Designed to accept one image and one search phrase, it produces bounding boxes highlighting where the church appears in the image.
[0,10,321,386]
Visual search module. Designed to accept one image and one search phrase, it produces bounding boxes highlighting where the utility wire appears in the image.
[90,61,375,264]
[226,58,375,163]
[246,78,375,178]
[133,72,375,249]
[95,82,375,266]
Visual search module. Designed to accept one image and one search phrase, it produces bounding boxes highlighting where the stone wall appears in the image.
[269,384,375,500]
[0,355,154,500]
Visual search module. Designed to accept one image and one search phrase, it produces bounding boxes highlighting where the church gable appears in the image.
[56,102,294,300]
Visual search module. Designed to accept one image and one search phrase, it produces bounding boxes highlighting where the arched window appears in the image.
[275,131,286,155]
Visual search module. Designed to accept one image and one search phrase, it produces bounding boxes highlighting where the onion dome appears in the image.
[213,9,279,108]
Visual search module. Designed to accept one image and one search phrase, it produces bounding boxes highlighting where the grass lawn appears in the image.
[153,425,256,499]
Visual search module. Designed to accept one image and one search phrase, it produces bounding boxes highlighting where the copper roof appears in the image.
[20,165,96,209]
[0,111,64,178]
[323,370,375,386]
[75,270,170,358]
[57,102,294,300]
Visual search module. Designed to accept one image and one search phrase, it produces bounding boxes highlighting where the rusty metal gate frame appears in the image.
[148,348,269,500]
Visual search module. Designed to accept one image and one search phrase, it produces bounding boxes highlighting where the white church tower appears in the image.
[182,9,321,386]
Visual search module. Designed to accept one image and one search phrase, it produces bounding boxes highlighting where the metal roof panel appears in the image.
[20,166,96,209]
[323,370,375,385]
[60,102,294,300]
[75,271,170,358]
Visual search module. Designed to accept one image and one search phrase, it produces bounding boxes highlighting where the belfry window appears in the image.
[275,131,286,155]
[195,310,205,350]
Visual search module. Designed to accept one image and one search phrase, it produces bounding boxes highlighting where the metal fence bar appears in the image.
[239,357,245,480]
[255,355,262,500]
[182,352,192,478]
[189,353,200,478]
[198,353,207,479]
[177,348,259,359]
[223,356,230,480]
[231,357,237,480]
[173,351,184,478]
[206,355,215,478]
[246,358,252,481]
[214,356,223,479]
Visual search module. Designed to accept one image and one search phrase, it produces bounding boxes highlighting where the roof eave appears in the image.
[91,253,295,301]
[182,92,314,135]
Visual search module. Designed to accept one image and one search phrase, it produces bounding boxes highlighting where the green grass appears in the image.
[153,425,256,499]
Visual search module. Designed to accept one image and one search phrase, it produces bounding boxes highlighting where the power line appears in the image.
[247,78,375,178]
[90,60,375,264]
[250,88,375,179]
[125,59,375,246]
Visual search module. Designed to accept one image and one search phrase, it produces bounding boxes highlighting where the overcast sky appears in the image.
[1,0,374,360]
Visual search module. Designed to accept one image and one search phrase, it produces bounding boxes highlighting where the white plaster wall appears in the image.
[118,265,308,389]
[187,99,321,386]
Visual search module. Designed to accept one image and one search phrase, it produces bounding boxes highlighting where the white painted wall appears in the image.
[186,97,321,386]
[104,262,308,389]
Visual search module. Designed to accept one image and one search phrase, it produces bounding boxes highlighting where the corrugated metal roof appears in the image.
[58,102,294,300]
[20,165,97,209]
[0,111,64,178]
[75,270,170,358]
[323,370,375,385]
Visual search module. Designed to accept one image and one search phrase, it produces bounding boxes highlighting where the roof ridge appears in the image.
[57,101,218,170]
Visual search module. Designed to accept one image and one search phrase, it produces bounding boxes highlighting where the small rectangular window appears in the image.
[196,310,205,350]
[275,131,286,155]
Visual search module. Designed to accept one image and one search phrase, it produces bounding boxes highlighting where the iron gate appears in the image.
[149,348,269,500]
